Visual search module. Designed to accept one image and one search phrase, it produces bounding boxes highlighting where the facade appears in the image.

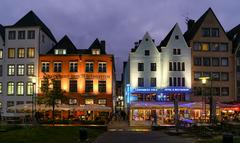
[115,80,124,111]
[184,8,236,102]
[39,36,115,119]
[0,11,56,117]
[123,24,191,126]
[0,24,4,114]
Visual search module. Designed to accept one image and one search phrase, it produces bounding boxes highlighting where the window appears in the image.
[0,82,2,93]
[212,58,219,66]
[27,48,35,58]
[27,64,34,75]
[202,28,210,37]
[54,62,62,72]
[98,99,106,105]
[0,49,3,59]
[193,43,201,51]
[210,43,219,51]
[150,78,156,87]
[69,80,77,92]
[169,77,172,86]
[98,81,106,92]
[18,31,25,39]
[173,49,181,55]
[177,77,181,86]
[17,82,24,96]
[92,49,100,55]
[221,87,229,96]
[212,87,220,96]
[212,72,220,81]
[182,77,185,86]
[175,35,179,40]
[173,62,176,71]
[69,62,78,72]
[42,62,49,72]
[202,43,210,51]
[219,43,228,52]
[53,80,61,90]
[221,57,228,66]
[8,48,15,58]
[42,34,45,43]
[54,49,66,55]
[27,30,35,39]
[0,65,2,77]
[98,62,106,72]
[27,82,34,95]
[138,63,144,71]
[151,63,156,71]
[194,57,201,66]
[8,65,15,76]
[85,80,93,92]
[17,65,25,76]
[8,31,16,40]
[203,57,211,66]
[85,62,93,72]
[194,72,201,80]
[173,77,177,86]
[169,62,172,71]
[7,101,14,113]
[18,48,25,58]
[145,50,150,56]
[221,72,229,81]
[177,62,181,71]
[211,28,219,37]
[85,99,94,105]
[138,78,144,87]
[8,82,14,95]
[69,99,77,105]
[194,87,202,96]
[203,72,211,78]
[182,62,185,71]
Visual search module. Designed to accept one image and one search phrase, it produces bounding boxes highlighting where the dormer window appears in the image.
[92,49,100,55]
[54,49,66,55]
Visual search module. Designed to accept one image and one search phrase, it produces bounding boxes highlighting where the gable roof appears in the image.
[88,38,106,54]
[0,24,5,41]
[47,35,77,54]
[7,10,56,42]
[159,24,176,47]
[227,24,240,53]
[184,8,227,44]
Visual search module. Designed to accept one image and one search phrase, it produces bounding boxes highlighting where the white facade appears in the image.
[1,27,55,117]
[0,32,4,114]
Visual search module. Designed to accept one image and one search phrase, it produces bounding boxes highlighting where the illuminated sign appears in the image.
[162,87,191,92]
[133,88,158,92]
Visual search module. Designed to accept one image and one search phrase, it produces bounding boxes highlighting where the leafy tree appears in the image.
[39,74,67,125]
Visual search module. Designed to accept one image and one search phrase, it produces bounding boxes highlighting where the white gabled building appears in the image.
[0,24,5,115]
[123,24,191,126]
[1,11,56,118]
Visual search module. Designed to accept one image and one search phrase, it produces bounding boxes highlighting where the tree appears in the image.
[39,74,67,125]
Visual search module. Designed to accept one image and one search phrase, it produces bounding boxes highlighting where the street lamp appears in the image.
[199,76,209,122]
[32,77,36,125]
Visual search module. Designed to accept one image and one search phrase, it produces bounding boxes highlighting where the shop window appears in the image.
[85,99,94,105]
[69,99,77,105]
[98,99,106,105]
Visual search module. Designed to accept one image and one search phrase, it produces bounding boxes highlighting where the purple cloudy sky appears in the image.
[0,0,239,79]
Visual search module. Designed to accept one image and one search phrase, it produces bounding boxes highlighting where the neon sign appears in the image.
[163,87,191,92]
[133,88,158,92]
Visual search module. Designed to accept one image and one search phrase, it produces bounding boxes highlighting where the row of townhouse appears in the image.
[122,8,240,126]
[0,11,115,118]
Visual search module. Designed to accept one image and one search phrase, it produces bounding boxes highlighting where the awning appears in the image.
[73,104,112,112]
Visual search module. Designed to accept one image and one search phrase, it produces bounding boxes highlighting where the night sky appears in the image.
[0,0,239,80]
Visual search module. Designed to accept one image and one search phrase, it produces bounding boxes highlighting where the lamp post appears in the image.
[199,76,209,122]
[31,77,36,125]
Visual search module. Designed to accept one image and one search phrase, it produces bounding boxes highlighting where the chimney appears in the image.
[134,42,139,48]
[100,40,105,52]
[187,19,195,30]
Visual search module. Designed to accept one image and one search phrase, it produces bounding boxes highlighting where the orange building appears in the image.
[38,35,115,119]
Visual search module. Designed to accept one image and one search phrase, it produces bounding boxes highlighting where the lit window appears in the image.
[69,62,78,72]
[0,65,2,77]
[8,48,15,58]
[54,49,67,55]
[85,80,93,92]
[8,31,16,40]
[8,65,15,76]
[18,31,25,39]
[69,99,77,105]
[98,81,106,92]
[98,62,106,72]
[42,62,49,72]
[17,64,25,76]
[18,48,25,58]
[201,43,210,51]
[85,99,94,105]
[27,30,35,39]
[0,82,2,94]
[8,82,14,95]
[53,62,62,72]
[27,82,34,95]
[27,48,35,58]
[92,49,100,55]
[98,99,106,105]
[17,82,24,96]
[85,62,93,72]
[0,49,2,59]
[27,64,34,75]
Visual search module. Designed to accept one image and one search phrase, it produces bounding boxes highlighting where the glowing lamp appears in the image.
[199,76,210,85]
